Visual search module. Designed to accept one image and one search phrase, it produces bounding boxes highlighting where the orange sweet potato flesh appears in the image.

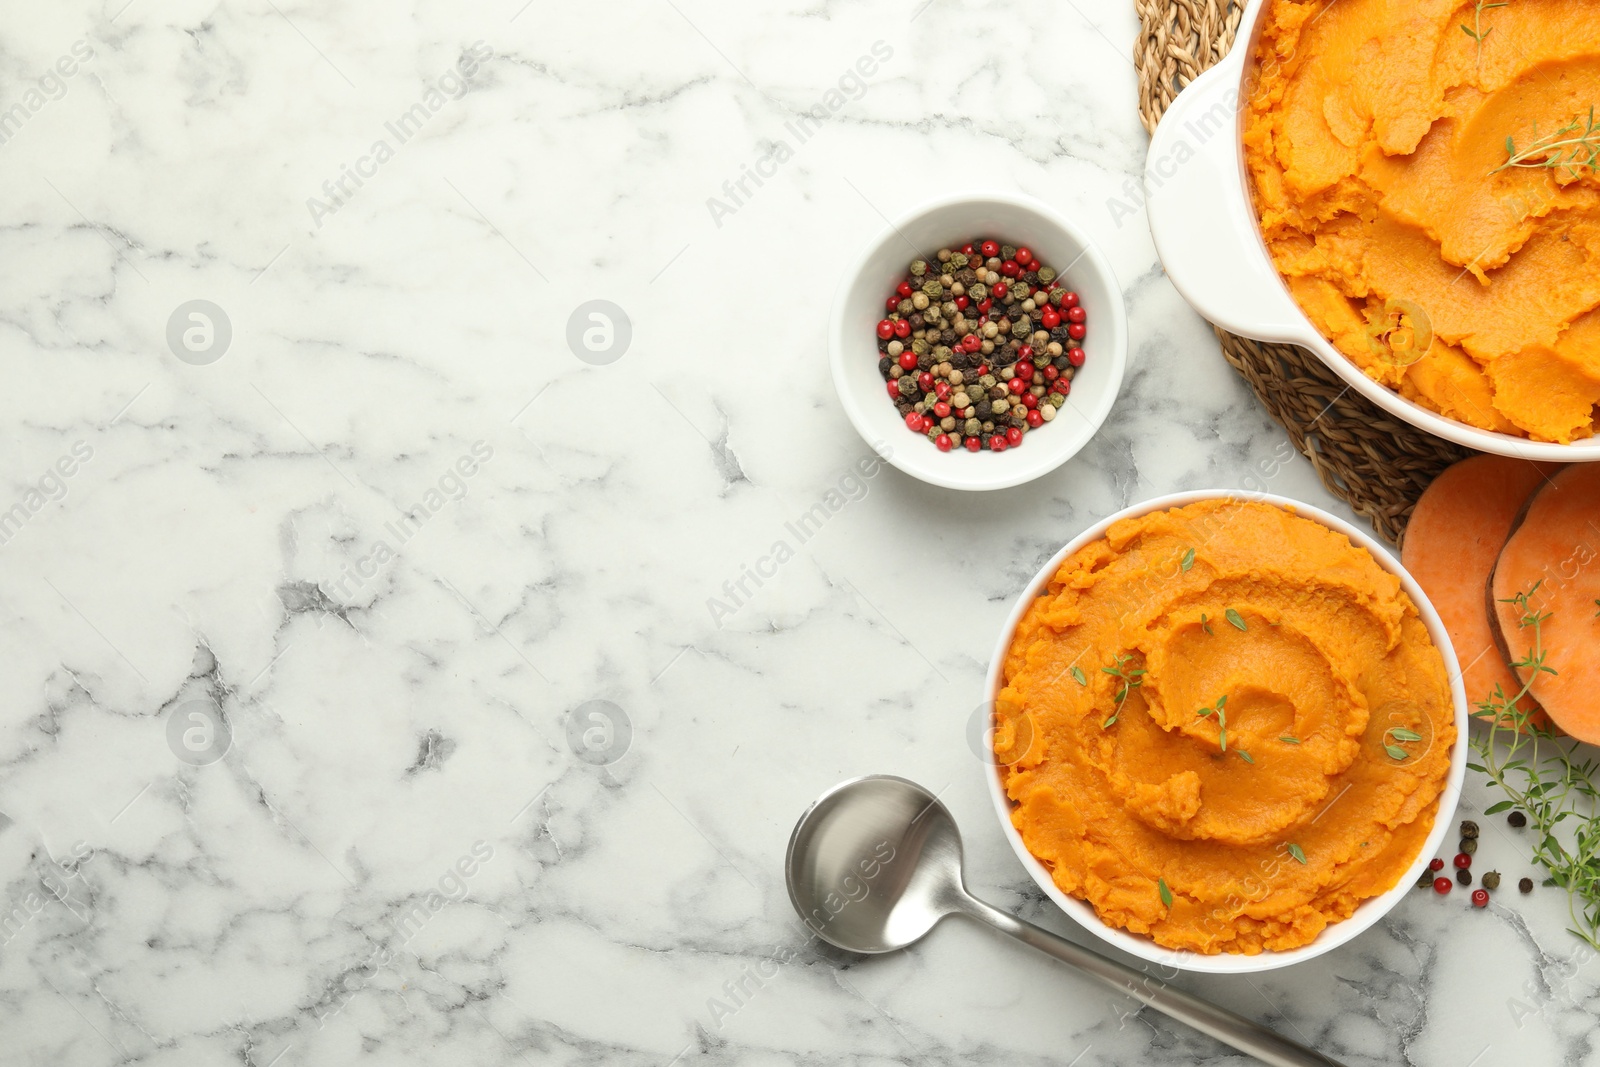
[1490,465,1600,743]
[1402,456,1560,726]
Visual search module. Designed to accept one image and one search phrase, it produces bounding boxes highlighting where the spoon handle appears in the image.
[956,894,1347,1067]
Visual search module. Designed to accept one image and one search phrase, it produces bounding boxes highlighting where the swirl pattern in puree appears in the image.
[1244,0,1600,443]
[996,500,1455,954]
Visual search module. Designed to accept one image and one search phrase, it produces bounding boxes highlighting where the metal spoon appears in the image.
[785,775,1347,1067]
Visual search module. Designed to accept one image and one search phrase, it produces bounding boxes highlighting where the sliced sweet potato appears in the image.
[1402,455,1559,726]
[1489,464,1600,743]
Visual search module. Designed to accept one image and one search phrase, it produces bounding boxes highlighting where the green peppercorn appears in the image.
[1460,820,1479,840]
[896,376,917,398]
[1460,837,1478,855]
[898,298,914,316]
[1011,320,1030,339]
[910,259,928,276]
[911,338,929,355]
[922,280,944,299]
[1036,266,1057,284]
[1000,244,1016,260]
[949,252,968,269]
[1415,872,1433,889]
[1481,870,1501,890]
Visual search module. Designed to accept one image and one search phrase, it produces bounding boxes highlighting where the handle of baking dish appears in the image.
[1144,59,1314,345]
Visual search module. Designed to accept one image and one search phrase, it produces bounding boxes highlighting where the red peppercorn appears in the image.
[1022,393,1039,409]
[1068,348,1087,368]
[917,371,934,390]
[1042,364,1059,381]
[1000,260,1020,278]
[893,320,911,339]
[877,319,895,340]
[961,243,975,255]
[964,335,983,353]
[1026,410,1044,428]
[935,433,952,452]
[1041,307,1061,329]
[886,295,900,312]
[1006,426,1023,446]
[1472,888,1489,908]
[933,401,951,418]
[934,382,951,399]
[896,281,913,298]
[990,435,1007,452]
[1008,377,1027,395]
[898,352,917,370]
[978,298,992,314]
[1429,858,1444,872]
[1454,853,1472,870]
[955,294,970,310]
[886,382,899,399]
[1068,323,1087,340]
[1067,306,1087,324]
[1062,291,1080,308]
[1015,360,1035,379]
[964,436,981,452]
[1052,379,1072,396]
[1017,345,1033,361]
[980,240,999,258]
[1014,246,1033,266]
[1433,876,1453,895]
[904,412,922,431]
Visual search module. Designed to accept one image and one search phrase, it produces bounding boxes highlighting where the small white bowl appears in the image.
[982,490,1468,973]
[829,192,1128,491]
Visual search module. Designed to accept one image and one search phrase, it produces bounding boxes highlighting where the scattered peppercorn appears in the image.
[1509,811,1527,828]
[1472,888,1489,908]
[1453,852,1472,870]
[879,238,1087,452]
[1457,868,1472,886]
[1416,872,1434,889]
[1460,820,1479,840]
[1460,837,1478,855]
[1429,857,1444,872]
[1481,871,1501,891]
[1519,877,1534,893]
[1434,876,1453,894]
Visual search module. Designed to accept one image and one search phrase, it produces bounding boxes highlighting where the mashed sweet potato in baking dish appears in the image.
[1243,0,1600,443]
[994,500,1455,955]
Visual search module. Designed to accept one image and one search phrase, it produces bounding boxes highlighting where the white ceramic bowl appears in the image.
[829,191,1129,491]
[1144,0,1600,463]
[982,490,1468,974]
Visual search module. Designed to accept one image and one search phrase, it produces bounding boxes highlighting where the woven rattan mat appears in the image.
[1133,0,1469,544]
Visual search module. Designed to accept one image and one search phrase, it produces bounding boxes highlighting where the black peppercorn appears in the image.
[1460,838,1478,855]
[940,329,957,346]
[878,356,893,379]
[1460,820,1479,840]
[1519,877,1534,893]
[1457,868,1472,886]
[974,400,992,420]
[1050,325,1073,344]
[1509,811,1528,828]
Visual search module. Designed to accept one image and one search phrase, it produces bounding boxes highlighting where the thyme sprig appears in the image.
[1197,694,1229,752]
[1469,582,1600,948]
[1460,0,1507,73]
[1100,653,1145,729]
[1492,107,1600,181]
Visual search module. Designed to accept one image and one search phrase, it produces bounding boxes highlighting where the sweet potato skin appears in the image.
[1402,456,1558,725]
[1489,465,1600,743]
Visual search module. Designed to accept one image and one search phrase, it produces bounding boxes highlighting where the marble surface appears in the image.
[0,1,1594,1064]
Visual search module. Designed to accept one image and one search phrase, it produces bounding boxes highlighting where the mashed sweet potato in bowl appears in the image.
[1144,0,1600,462]
[981,492,1467,973]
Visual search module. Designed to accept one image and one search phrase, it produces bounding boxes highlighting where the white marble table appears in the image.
[0,1,1592,1064]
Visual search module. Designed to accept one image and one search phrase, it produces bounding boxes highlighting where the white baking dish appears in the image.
[1144,0,1600,463]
